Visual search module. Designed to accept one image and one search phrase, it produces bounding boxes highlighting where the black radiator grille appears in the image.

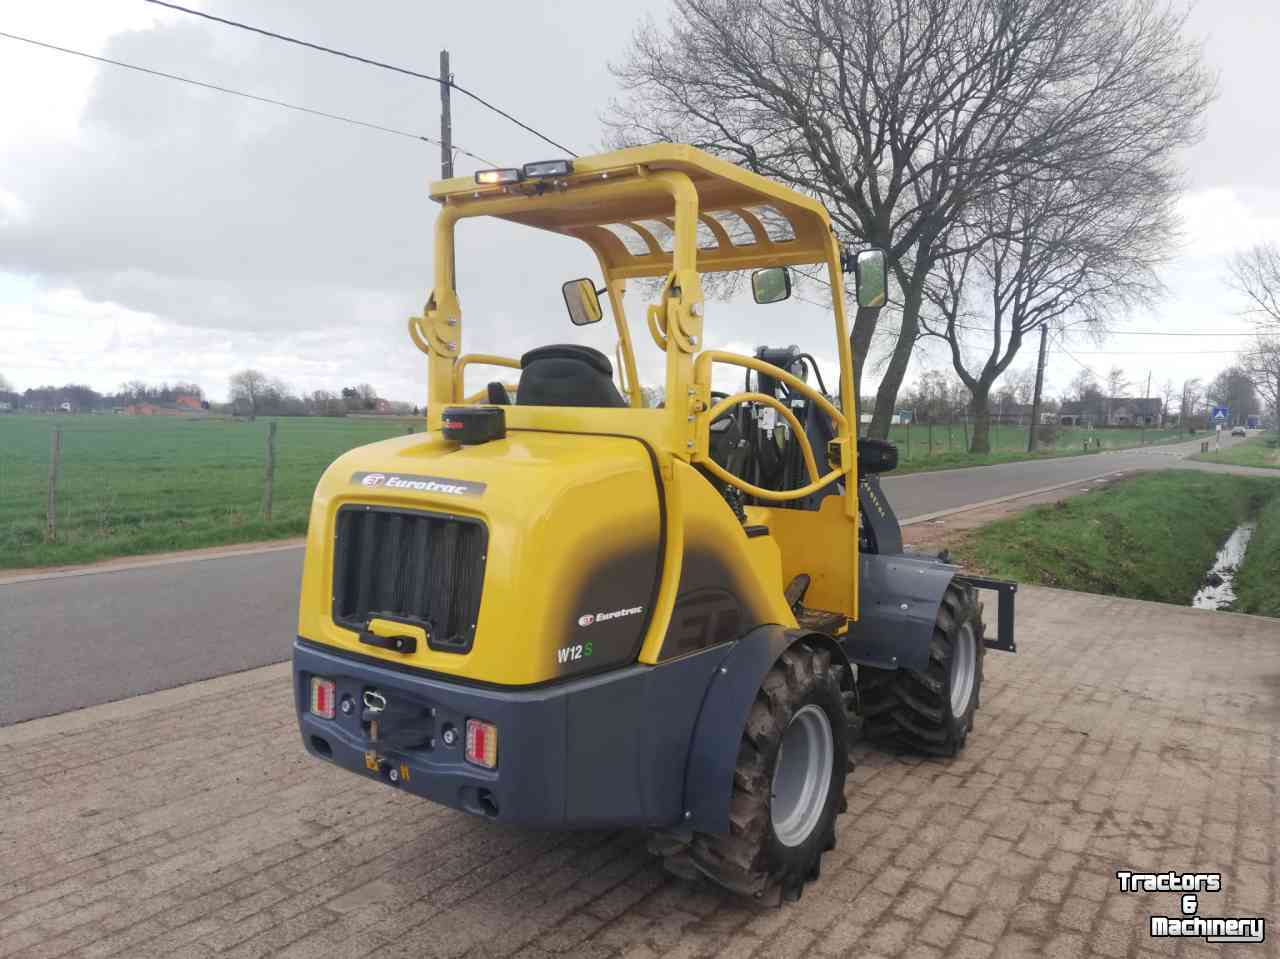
[332,506,487,653]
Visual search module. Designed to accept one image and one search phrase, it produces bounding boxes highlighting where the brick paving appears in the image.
[0,586,1277,958]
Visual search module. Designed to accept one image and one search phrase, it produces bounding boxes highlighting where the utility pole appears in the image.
[439,49,453,179]
[1027,324,1048,453]
[440,48,454,292]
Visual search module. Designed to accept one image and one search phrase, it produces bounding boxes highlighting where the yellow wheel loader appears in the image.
[293,145,1016,904]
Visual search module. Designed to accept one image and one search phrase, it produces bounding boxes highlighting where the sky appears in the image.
[1,0,1279,407]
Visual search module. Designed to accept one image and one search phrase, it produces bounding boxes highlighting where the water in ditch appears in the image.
[1191,523,1256,610]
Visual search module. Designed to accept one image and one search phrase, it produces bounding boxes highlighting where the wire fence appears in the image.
[0,416,420,569]
[1,414,1193,569]
[878,418,1186,464]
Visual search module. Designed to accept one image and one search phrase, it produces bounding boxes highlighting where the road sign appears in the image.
[1210,405,1230,424]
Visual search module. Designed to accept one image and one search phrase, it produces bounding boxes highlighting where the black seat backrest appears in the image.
[517,344,627,408]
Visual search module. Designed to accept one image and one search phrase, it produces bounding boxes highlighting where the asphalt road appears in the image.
[883,432,1254,519]
[0,432,1262,725]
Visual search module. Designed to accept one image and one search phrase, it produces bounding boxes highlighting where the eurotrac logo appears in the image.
[577,606,644,628]
[349,471,486,497]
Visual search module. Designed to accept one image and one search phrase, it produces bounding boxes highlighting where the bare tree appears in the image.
[1104,366,1130,426]
[1007,367,1038,408]
[1227,243,1280,328]
[1206,366,1258,427]
[0,371,11,393]
[1105,367,1131,398]
[608,0,1212,437]
[1068,368,1100,403]
[1160,378,1176,427]
[921,154,1167,451]
[229,369,269,420]
[1241,338,1280,435]
[1179,377,1203,433]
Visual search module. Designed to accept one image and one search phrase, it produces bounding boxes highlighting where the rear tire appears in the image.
[859,582,985,756]
[652,640,850,904]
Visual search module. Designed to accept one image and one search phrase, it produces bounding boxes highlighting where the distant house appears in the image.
[58,401,74,413]
[126,394,207,417]
[0,401,12,413]
[1059,397,1162,427]
[991,403,1035,426]
[374,398,393,414]
[1106,397,1160,426]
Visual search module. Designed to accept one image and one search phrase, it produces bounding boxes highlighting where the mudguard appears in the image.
[843,553,957,671]
[683,625,851,836]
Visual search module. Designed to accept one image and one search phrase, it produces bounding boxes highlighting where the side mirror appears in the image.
[562,278,604,325]
[751,267,792,305]
[855,250,888,309]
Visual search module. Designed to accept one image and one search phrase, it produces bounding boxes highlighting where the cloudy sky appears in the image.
[2,0,1278,406]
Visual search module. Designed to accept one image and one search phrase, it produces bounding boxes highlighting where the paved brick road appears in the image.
[1,586,1277,958]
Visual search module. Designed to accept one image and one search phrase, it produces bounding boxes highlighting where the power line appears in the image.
[791,268,1258,336]
[1093,329,1258,337]
[0,30,499,166]
[144,0,579,158]
[1062,348,1246,355]
[1054,336,1103,378]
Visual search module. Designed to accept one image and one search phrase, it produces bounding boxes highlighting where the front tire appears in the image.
[859,582,985,756]
[653,640,850,904]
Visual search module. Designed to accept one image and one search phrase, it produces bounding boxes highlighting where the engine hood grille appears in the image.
[332,505,487,653]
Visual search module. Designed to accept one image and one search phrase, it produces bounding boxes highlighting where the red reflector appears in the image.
[310,677,335,719]
[465,719,498,769]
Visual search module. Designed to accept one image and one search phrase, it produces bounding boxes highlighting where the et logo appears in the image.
[577,614,596,627]
[361,473,386,488]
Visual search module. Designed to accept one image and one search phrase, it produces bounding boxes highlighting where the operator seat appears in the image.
[517,344,627,408]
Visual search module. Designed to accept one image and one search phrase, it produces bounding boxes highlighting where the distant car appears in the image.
[1231,426,1247,437]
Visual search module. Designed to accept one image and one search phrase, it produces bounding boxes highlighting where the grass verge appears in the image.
[1235,494,1280,616]
[0,414,418,569]
[1190,435,1280,470]
[951,471,1280,607]
[885,425,1188,476]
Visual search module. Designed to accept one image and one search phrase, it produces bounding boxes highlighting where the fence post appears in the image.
[928,418,934,456]
[262,421,277,522]
[46,427,61,542]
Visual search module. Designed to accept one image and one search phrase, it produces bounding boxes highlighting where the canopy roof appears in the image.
[428,144,836,279]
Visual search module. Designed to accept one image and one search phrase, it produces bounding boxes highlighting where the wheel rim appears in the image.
[950,623,977,716]
[770,704,834,847]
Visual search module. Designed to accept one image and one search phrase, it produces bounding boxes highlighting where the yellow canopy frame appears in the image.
[409,143,857,515]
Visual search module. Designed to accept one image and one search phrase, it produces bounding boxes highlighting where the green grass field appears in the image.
[0,413,1194,571]
[882,422,1185,475]
[952,471,1280,613]
[1235,492,1280,617]
[0,414,419,569]
[1190,434,1280,470]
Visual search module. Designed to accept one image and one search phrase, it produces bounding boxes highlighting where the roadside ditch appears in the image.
[908,470,1280,618]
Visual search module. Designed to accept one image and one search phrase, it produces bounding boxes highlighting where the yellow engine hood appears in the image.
[297,429,662,685]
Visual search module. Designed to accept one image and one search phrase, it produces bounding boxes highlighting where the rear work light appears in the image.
[310,677,336,719]
[474,168,522,185]
[465,719,498,769]
[521,159,573,179]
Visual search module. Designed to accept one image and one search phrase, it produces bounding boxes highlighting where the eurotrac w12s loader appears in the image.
[292,145,1016,903]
